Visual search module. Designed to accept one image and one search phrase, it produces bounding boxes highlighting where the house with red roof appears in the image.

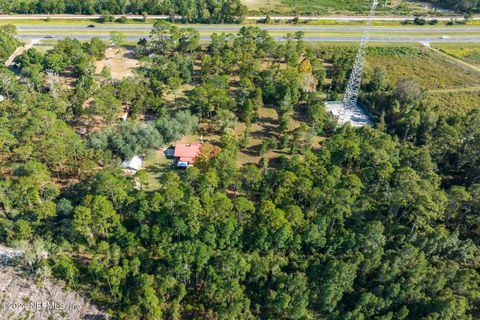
[174,142,201,168]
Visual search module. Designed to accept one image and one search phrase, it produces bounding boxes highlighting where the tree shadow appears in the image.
[242,145,261,157]
[122,50,136,59]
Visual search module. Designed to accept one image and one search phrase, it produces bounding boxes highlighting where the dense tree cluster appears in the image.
[0,24,479,320]
[88,111,199,159]
[0,25,20,64]
[356,52,480,190]
[0,0,247,23]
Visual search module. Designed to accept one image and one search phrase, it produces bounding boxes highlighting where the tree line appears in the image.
[0,25,20,65]
[0,0,247,23]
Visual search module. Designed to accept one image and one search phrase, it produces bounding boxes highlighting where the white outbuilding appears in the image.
[122,155,144,174]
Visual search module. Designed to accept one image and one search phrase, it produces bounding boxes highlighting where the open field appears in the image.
[426,91,480,115]
[244,0,436,15]
[434,44,480,67]
[244,0,284,13]
[364,47,480,90]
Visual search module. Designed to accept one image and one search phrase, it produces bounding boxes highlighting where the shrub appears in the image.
[116,16,128,23]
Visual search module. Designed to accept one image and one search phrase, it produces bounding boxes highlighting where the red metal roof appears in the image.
[174,142,201,163]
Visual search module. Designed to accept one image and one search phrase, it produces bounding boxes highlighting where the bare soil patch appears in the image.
[96,47,138,80]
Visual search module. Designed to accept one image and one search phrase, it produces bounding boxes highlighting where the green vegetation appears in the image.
[363,46,480,90]
[425,91,480,115]
[247,0,432,15]
[1,22,480,320]
[0,0,470,17]
[436,45,480,66]
[281,0,371,14]
[0,24,20,64]
[0,0,246,23]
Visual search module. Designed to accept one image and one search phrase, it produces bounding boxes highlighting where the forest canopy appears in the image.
[0,22,479,320]
[0,0,247,23]
[0,25,19,64]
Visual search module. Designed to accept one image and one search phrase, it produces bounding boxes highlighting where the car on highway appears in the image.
[439,35,450,39]
[87,24,96,28]
[44,35,54,39]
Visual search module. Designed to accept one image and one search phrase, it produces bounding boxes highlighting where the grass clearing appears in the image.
[142,149,172,191]
[434,44,480,67]
[245,0,433,15]
[243,0,284,13]
[426,91,480,115]
[365,47,480,90]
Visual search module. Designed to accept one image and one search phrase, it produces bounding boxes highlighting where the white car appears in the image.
[440,35,450,40]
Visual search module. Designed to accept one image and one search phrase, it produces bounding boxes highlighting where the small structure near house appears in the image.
[0,95,5,102]
[164,147,175,158]
[174,142,201,168]
[122,155,143,175]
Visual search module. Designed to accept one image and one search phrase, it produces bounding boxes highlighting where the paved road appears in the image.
[18,34,480,43]
[13,25,480,33]
[1,14,479,21]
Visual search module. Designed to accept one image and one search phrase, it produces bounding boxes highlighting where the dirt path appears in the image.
[426,45,480,74]
[429,86,480,93]
[4,38,41,67]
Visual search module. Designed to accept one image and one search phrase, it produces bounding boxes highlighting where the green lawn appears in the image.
[142,150,173,191]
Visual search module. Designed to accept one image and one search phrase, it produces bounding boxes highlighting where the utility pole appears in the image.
[341,0,379,111]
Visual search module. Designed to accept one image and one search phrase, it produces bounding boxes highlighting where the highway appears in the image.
[17,34,480,43]
[13,25,480,33]
[5,16,480,43]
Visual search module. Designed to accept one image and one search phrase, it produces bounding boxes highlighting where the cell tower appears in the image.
[342,0,379,110]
